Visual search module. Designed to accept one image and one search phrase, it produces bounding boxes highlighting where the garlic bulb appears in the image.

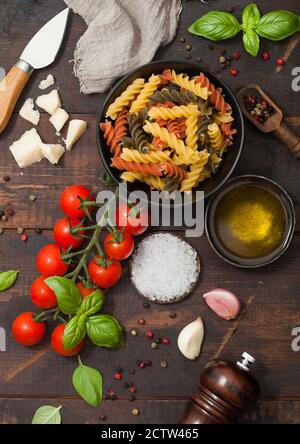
[177,317,204,360]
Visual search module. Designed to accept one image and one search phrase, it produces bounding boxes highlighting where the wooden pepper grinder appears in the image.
[180,352,260,424]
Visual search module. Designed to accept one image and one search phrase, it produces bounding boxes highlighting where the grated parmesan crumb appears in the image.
[131,233,200,302]
[38,74,55,90]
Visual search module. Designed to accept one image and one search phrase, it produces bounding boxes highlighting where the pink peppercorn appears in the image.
[139,361,145,369]
[138,319,146,326]
[146,331,154,339]
[230,68,239,77]
[262,52,270,61]
[232,51,241,60]
[20,234,28,242]
[114,373,122,381]
[162,338,171,345]
[277,58,285,66]
[129,385,137,393]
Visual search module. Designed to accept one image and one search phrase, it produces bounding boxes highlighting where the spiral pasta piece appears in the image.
[148,104,200,121]
[195,73,232,113]
[143,122,194,161]
[180,151,210,192]
[167,118,186,139]
[152,137,168,150]
[171,70,210,100]
[186,114,200,151]
[150,89,198,105]
[115,109,128,141]
[214,112,234,124]
[130,75,161,114]
[120,148,171,164]
[112,157,162,177]
[208,123,225,153]
[128,113,149,153]
[120,172,166,191]
[100,122,122,157]
[160,162,188,181]
[106,79,145,120]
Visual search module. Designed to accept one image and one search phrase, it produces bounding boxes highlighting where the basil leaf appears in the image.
[87,314,124,349]
[0,270,18,292]
[45,277,81,315]
[78,289,105,316]
[64,315,87,350]
[243,29,260,56]
[189,11,241,41]
[256,10,300,41]
[72,359,102,407]
[32,405,62,424]
[242,3,261,31]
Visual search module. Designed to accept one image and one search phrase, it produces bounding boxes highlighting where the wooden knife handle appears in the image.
[0,65,30,134]
[273,121,300,160]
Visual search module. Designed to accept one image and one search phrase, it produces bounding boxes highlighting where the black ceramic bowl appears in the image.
[205,175,296,268]
[97,60,244,203]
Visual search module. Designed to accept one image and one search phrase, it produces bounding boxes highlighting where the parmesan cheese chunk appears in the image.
[36,89,61,115]
[49,108,69,132]
[9,129,44,168]
[65,119,87,150]
[38,74,55,90]
[41,143,65,165]
[19,98,40,125]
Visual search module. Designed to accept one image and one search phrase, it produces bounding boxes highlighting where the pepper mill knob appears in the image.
[237,352,256,372]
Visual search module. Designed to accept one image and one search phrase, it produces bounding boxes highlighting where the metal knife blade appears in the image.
[20,8,70,70]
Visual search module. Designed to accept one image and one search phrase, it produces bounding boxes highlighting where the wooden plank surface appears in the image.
[0,0,300,424]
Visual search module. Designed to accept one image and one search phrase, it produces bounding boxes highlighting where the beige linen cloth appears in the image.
[64,0,182,94]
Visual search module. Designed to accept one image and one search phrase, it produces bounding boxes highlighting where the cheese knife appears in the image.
[0,7,70,134]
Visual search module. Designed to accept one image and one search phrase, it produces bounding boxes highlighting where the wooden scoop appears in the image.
[237,84,300,160]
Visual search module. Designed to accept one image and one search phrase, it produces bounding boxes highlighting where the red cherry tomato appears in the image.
[104,231,134,261]
[30,276,58,309]
[12,312,46,346]
[51,323,84,357]
[88,255,122,289]
[116,204,148,236]
[60,185,95,218]
[36,244,69,277]
[54,217,84,249]
[76,282,97,299]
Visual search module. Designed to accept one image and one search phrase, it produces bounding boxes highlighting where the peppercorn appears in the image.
[131,329,137,336]
[232,51,241,60]
[129,394,136,402]
[219,56,226,64]
[230,68,239,77]
[185,54,192,60]
[116,366,124,373]
[185,44,192,51]
[145,360,152,367]
[247,96,256,105]
[5,207,14,217]
[138,361,145,369]
[180,37,186,43]
[262,52,270,61]
[226,6,235,13]
[99,414,107,421]
[0,228,4,235]
[151,342,158,350]
[169,312,177,319]
[156,338,162,344]
[196,57,202,63]
[3,176,10,182]
[29,194,36,202]
[129,368,136,375]
[132,408,140,416]
[20,234,28,242]
[35,228,43,235]
[143,302,150,309]
[138,319,146,326]
[146,331,154,339]
[277,58,285,66]
[160,361,168,368]
[129,384,137,393]
[162,338,171,345]
[114,373,122,381]
[220,49,227,55]
[1,215,8,222]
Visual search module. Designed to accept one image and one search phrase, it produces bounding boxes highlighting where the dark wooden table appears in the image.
[0,0,299,424]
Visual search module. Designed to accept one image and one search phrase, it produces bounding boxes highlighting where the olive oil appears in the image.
[214,185,287,259]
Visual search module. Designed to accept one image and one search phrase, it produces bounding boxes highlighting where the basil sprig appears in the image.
[0,270,19,292]
[188,3,300,57]
[46,277,123,350]
[72,357,103,407]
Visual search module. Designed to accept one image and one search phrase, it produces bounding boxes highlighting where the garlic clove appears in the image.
[203,288,240,320]
[177,317,204,360]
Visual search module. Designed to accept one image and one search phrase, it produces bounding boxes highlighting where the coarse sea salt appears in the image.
[131,233,200,303]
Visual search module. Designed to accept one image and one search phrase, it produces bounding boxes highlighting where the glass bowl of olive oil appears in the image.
[205,176,295,268]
